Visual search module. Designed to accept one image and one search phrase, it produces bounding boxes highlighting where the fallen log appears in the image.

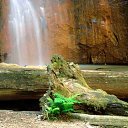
[83,70,128,99]
[1,57,128,125]
[68,113,128,127]
[0,63,48,100]
[0,63,128,100]
[40,55,128,118]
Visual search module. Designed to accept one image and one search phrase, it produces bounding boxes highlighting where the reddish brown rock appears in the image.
[0,0,128,64]
[43,0,79,63]
[71,0,128,64]
[0,0,9,62]
[43,0,128,64]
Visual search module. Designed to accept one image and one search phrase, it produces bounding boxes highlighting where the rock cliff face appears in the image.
[0,0,9,62]
[71,0,128,64]
[43,0,128,64]
[43,0,79,63]
[0,0,128,64]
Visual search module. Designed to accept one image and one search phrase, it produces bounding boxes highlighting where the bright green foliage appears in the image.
[45,93,80,116]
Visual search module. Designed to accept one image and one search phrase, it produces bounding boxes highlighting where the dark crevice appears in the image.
[0,100,40,111]
[0,98,127,112]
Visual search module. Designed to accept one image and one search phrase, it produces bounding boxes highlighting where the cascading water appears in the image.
[7,0,46,66]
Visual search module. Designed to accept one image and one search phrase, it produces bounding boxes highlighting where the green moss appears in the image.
[0,68,48,90]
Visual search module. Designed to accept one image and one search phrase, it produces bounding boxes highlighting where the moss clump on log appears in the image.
[40,55,128,119]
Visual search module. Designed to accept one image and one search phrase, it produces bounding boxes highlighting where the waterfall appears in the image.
[7,0,46,66]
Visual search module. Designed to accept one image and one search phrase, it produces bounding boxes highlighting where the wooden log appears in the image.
[0,63,48,100]
[0,63,128,100]
[83,70,128,99]
[39,55,128,117]
[68,113,128,127]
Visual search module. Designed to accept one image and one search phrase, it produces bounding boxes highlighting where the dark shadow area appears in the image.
[0,98,127,112]
[123,99,128,103]
[0,100,40,111]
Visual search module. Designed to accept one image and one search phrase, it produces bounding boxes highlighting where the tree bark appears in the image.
[68,113,128,127]
[0,63,128,100]
[40,55,128,117]
[83,70,128,99]
[0,63,48,100]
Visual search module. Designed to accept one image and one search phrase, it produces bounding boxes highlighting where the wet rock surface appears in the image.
[44,0,128,64]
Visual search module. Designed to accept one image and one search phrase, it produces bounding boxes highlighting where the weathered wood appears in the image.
[0,63,128,100]
[0,63,48,100]
[40,55,128,117]
[68,113,128,127]
[83,70,128,99]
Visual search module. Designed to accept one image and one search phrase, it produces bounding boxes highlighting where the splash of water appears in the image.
[8,0,45,66]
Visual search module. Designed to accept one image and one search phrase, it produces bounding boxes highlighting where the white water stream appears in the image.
[8,0,46,65]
